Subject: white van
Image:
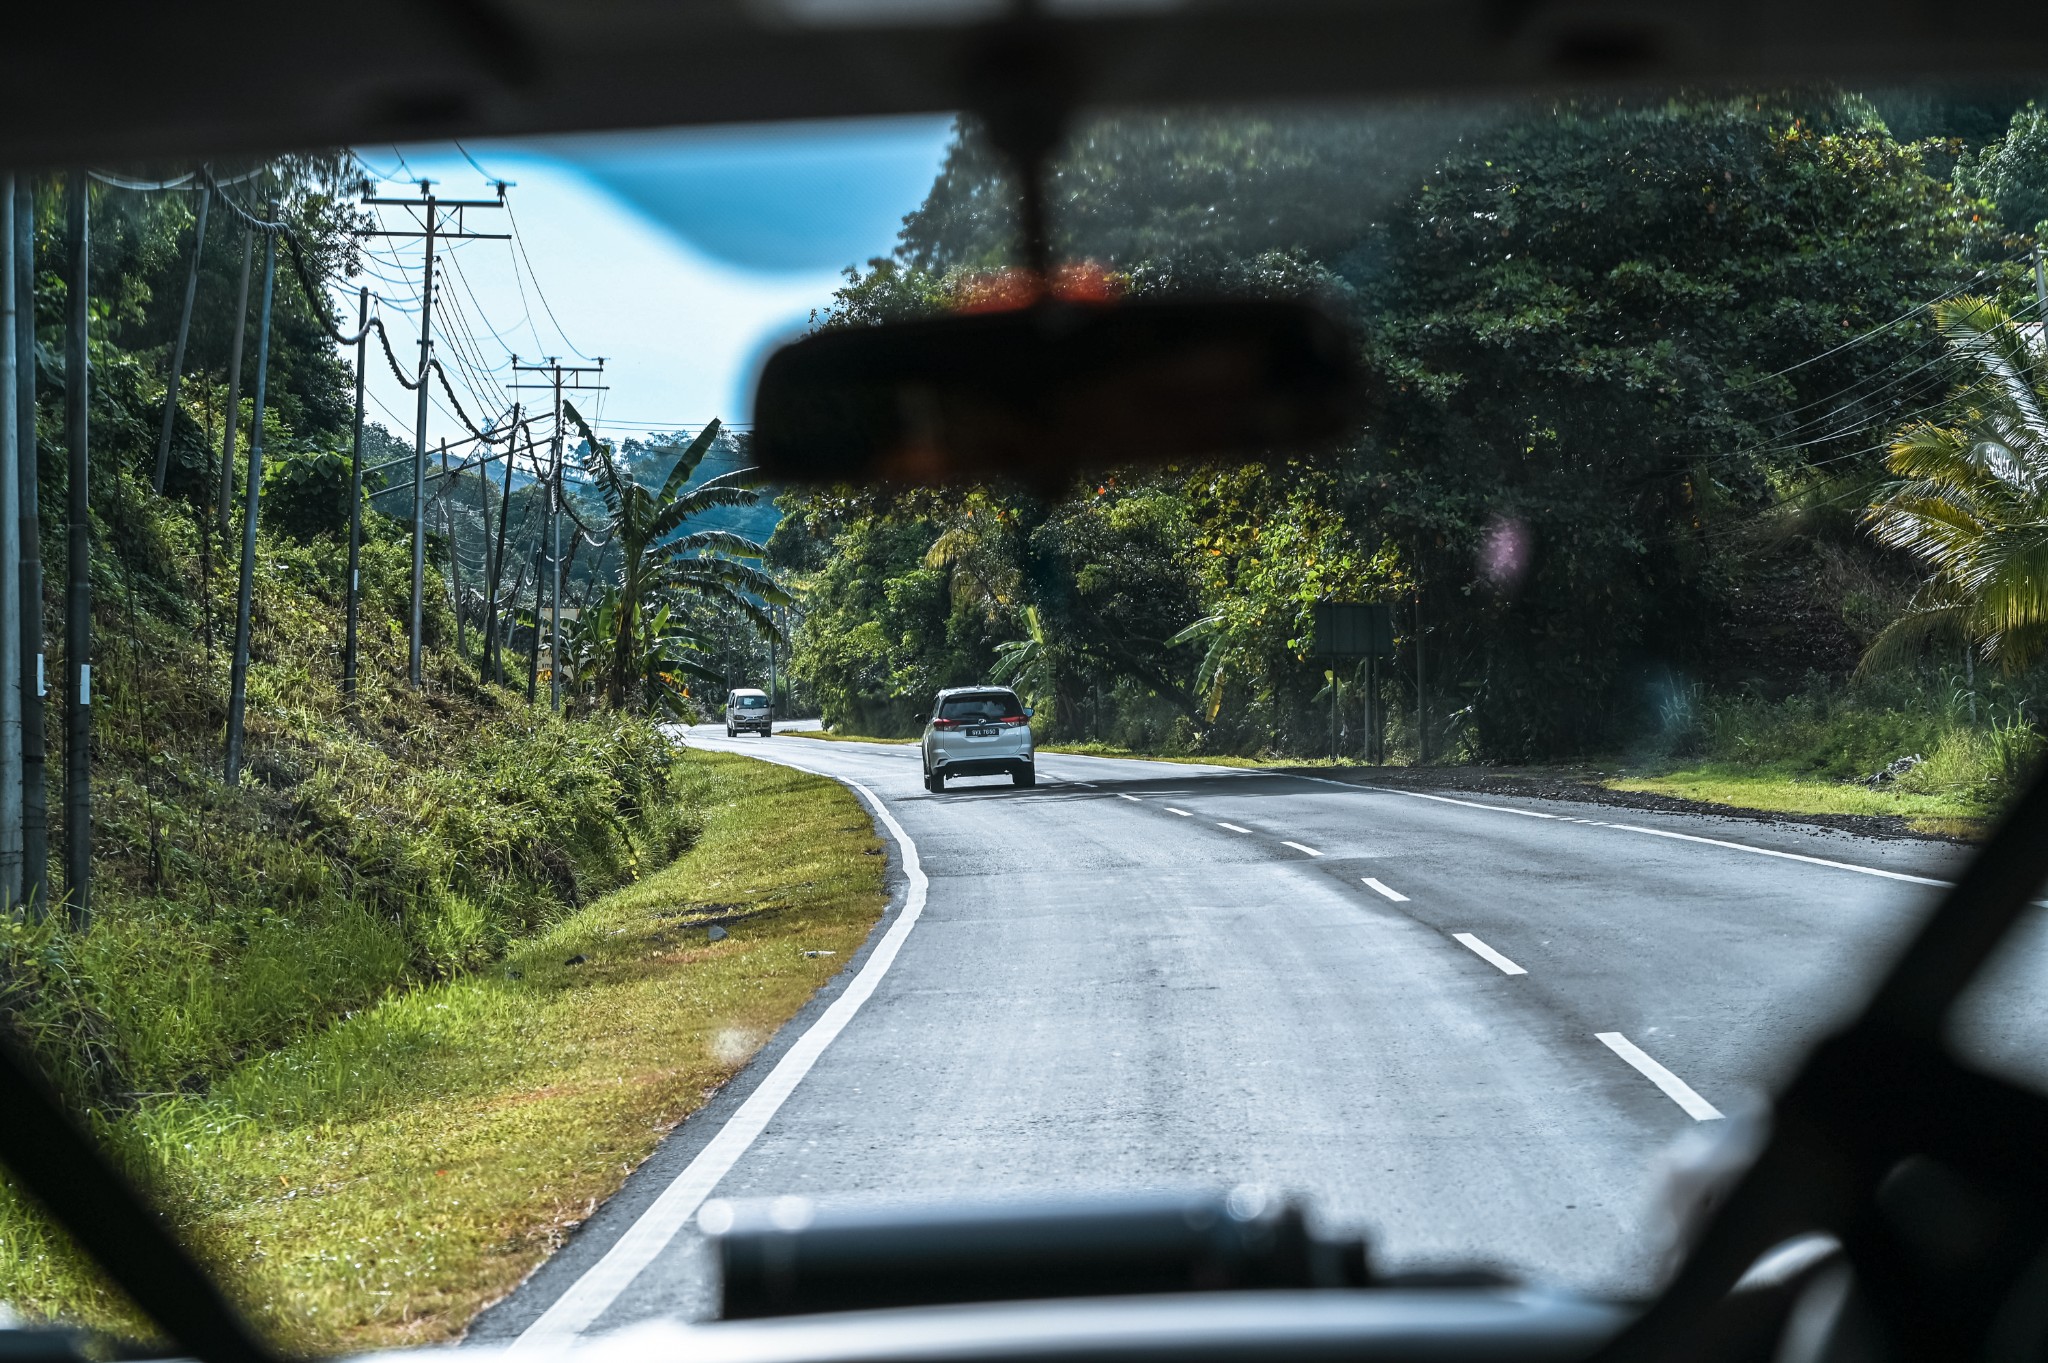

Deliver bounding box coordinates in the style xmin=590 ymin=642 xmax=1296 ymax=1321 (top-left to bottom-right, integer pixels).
xmin=726 ymin=688 xmax=773 ymax=737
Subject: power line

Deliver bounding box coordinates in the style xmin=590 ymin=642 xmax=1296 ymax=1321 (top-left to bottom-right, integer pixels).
xmin=505 ymin=197 xmax=593 ymax=362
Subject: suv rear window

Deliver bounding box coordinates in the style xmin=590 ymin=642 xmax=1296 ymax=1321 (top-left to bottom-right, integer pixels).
xmin=939 ymin=692 xmax=1022 ymax=722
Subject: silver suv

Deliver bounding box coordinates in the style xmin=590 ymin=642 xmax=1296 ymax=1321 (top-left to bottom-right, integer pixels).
xmin=921 ymin=687 xmax=1035 ymax=792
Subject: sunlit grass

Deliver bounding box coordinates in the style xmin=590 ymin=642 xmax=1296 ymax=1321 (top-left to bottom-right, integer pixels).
xmin=1 ymin=750 xmax=885 ymax=1354
xmin=1607 ymin=766 xmax=1990 ymax=837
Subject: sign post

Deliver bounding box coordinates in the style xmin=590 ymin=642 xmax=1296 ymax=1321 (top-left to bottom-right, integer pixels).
xmin=1311 ymin=602 xmax=1393 ymax=763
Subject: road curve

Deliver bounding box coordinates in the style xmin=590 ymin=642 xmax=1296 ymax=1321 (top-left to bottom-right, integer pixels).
xmin=472 ymin=728 xmax=2048 ymax=1345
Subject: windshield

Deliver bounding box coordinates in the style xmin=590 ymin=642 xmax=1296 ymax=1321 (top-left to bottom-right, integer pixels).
xmin=7 ymin=83 xmax=2048 ymax=1357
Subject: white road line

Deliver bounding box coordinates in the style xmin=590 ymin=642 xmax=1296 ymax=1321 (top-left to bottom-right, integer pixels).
xmin=1452 ymin=932 xmax=1526 ymax=975
xmin=1361 ymin=877 xmax=1409 ymax=902
xmin=1596 ymin=1032 xmax=1724 ymax=1121
xmin=509 ymin=775 xmax=929 ymax=1350
xmin=1217 ymin=822 xmax=1252 ymax=834
xmin=1285 ymin=774 xmax=1949 ymax=887
xmin=1071 ymin=781 xmax=1097 ymax=788
xmin=1283 ymin=841 xmax=1323 ymax=857
xmin=1592 ymin=821 xmax=1948 ymax=887
xmin=1165 ymin=807 xmax=1193 ymax=817
xmin=1119 ymin=793 xmax=1143 ymax=802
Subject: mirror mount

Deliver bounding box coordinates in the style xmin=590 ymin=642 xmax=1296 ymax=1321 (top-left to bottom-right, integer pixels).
xmin=961 ymin=6 xmax=1080 ymax=279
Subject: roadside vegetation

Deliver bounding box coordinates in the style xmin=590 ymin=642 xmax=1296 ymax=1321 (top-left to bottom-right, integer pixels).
xmin=769 ymin=92 xmax=2048 ymax=831
xmin=2 ymin=751 xmax=884 ymax=1352
xmin=0 ymin=160 xmax=797 ymax=1340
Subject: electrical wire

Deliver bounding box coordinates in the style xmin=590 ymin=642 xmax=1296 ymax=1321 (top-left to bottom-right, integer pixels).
xmin=505 ymin=197 xmax=594 ymax=362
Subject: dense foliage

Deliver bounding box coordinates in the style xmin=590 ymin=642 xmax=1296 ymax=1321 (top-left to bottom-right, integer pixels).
xmin=780 ymin=91 xmax=2048 ymax=761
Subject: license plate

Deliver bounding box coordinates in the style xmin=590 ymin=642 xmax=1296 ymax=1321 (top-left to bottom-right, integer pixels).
xmin=966 ymin=725 xmax=1000 ymax=737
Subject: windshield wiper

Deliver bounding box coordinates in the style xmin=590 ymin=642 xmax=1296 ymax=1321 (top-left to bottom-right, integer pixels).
xmin=0 ymin=1041 xmax=278 ymax=1363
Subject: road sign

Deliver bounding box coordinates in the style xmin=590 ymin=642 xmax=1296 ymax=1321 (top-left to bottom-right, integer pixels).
xmin=1311 ymin=602 xmax=1392 ymax=658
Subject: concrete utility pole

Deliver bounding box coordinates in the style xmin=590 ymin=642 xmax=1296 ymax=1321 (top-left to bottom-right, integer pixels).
xmin=152 ymin=191 xmax=208 ymax=494
xmin=0 ymin=178 xmax=22 ymax=904
xmin=61 ymin=176 xmax=89 ymax=928
xmin=343 ymin=288 xmax=368 ymax=699
xmin=487 ymin=404 xmax=519 ymax=682
xmin=357 ymin=181 xmax=508 ymax=688
xmin=16 ymin=177 xmax=46 ymax=914
xmin=215 ymin=227 xmax=252 ymax=536
xmin=510 ymin=357 xmax=605 ymax=711
xmin=223 ymin=211 xmax=279 ymax=787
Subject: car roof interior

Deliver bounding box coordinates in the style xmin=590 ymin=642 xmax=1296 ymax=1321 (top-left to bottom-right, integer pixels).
xmin=15 ymin=2 xmax=2048 ymax=170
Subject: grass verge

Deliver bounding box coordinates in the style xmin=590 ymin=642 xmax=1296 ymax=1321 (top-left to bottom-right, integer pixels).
xmin=3 ymin=749 xmax=885 ymax=1354
xmin=1604 ymin=766 xmax=1991 ymax=838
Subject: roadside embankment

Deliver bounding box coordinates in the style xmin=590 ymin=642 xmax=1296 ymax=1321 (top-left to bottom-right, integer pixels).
xmin=0 ymin=749 xmax=886 ymax=1354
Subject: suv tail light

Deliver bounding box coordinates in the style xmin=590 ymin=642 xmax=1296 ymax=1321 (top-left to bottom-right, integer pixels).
xmin=931 ymin=718 xmax=959 ymax=730
xmin=1000 ymin=716 xmax=1029 ymax=727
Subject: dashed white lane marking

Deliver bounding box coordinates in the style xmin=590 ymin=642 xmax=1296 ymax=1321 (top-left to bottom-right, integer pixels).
xmin=509 ymin=774 xmax=928 ymax=1349
xmin=1071 ymin=781 xmax=1097 ymax=788
xmin=1217 ymin=822 xmax=1252 ymax=834
xmin=1596 ymin=1032 xmax=1724 ymax=1121
xmin=1165 ymin=807 xmax=1192 ymax=817
xmin=1453 ymin=932 xmax=1526 ymax=976
xmin=1362 ymin=877 xmax=1409 ymax=902
xmin=1119 ymin=794 xmax=1142 ymax=802
xmin=1285 ymin=774 xmax=1949 ymax=888
xmin=1283 ymin=841 xmax=1323 ymax=857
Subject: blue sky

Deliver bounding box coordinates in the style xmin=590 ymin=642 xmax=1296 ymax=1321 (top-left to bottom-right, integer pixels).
xmin=352 ymin=115 xmax=955 ymax=454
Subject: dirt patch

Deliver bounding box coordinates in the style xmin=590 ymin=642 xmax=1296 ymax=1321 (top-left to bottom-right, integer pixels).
xmin=1282 ymin=764 xmax=1975 ymax=844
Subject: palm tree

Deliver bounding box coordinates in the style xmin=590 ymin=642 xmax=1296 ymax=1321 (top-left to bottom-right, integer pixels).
xmin=564 ymin=404 xmax=790 ymax=708
xmin=1865 ymin=297 xmax=2048 ymax=672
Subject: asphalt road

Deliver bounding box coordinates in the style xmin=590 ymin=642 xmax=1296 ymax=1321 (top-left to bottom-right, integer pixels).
xmin=473 ymin=728 xmax=2048 ymax=1346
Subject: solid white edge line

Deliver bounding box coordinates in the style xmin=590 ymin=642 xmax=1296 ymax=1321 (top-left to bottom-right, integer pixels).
xmin=1165 ymin=807 xmax=1192 ymax=816
xmin=508 ymin=773 xmax=928 ymax=1350
xmin=1596 ymin=1031 xmax=1724 ymax=1121
xmin=1361 ymin=876 xmax=1409 ymax=903
xmin=1282 ymin=841 xmax=1323 ymax=857
xmin=1286 ymin=774 xmax=1949 ymax=887
xmin=1452 ymin=932 xmax=1526 ymax=976
xmin=1217 ymin=822 xmax=1252 ymax=834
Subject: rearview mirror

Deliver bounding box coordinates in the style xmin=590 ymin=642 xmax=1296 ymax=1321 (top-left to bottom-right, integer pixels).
xmin=751 ymin=298 xmax=1361 ymax=487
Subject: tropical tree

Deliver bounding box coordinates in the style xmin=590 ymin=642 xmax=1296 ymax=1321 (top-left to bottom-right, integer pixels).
xmin=564 ymin=403 xmax=790 ymax=708
xmin=1866 ymin=297 xmax=2048 ymax=671
xmin=990 ymin=605 xmax=1056 ymax=726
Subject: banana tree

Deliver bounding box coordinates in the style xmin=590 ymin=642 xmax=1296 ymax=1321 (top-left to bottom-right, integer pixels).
xmin=565 ymin=403 xmax=791 ymax=708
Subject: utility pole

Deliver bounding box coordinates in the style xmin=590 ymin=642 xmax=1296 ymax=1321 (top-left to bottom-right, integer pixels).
xmin=358 ymin=181 xmax=508 ymax=689
xmin=215 ymin=226 xmax=252 ymax=536
xmin=510 ymin=357 xmax=605 ymax=712
xmin=16 ymin=177 xmax=46 ymax=915
xmin=0 ymin=178 xmax=21 ymax=904
xmin=487 ymin=405 xmax=519 ymax=682
xmin=152 ymin=192 xmax=208 ymax=495
xmin=1414 ymin=582 xmax=1426 ymax=767
xmin=343 ymin=288 xmax=368 ymax=699
xmin=62 ymin=175 xmax=89 ymax=928
xmin=439 ymin=440 xmax=465 ymax=660
xmin=223 ymin=214 xmax=278 ymax=786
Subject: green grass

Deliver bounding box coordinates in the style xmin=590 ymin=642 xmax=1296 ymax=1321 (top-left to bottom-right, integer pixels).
xmin=0 ymin=750 xmax=886 ymax=1354
xmin=1605 ymin=766 xmax=1990 ymax=835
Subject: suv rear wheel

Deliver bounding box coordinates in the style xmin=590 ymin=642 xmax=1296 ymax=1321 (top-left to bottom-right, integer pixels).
xmin=1013 ymin=764 xmax=1036 ymax=788
xmin=925 ymin=769 xmax=945 ymax=794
